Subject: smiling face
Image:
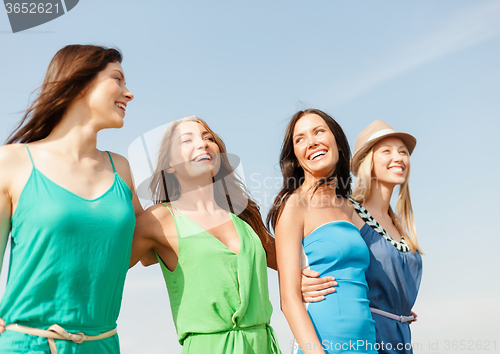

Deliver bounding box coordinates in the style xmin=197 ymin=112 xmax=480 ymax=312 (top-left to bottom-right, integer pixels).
xmin=83 ymin=62 xmax=133 ymax=129
xmin=372 ymin=137 xmax=410 ymax=186
xmin=167 ymin=121 xmax=221 ymax=182
xmin=292 ymin=113 xmax=340 ymax=178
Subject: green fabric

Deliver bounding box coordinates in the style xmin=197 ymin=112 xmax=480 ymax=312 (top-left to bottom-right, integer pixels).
xmin=0 ymin=147 xmax=135 ymax=353
xmin=157 ymin=203 xmax=281 ymax=354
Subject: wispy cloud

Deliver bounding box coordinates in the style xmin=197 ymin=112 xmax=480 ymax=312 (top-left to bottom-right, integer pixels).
xmin=323 ymin=1 xmax=500 ymax=106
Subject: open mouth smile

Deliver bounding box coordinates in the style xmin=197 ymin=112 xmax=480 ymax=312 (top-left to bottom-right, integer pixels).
xmin=115 ymin=102 xmax=127 ymax=112
xmin=193 ymin=153 xmax=212 ymax=162
xmin=307 ymin=149 xmax=328 ymax=161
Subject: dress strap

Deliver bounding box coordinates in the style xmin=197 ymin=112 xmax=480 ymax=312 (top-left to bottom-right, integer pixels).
xmin=349 ymin=197 xmax=410 ymax=252
xmin=23 ymin=144 xmax=35 ymax=168
xmin=160 ymin=202 xmax=178 ymax=217
xmin=106 ymin=151 xmax=116 ymax=173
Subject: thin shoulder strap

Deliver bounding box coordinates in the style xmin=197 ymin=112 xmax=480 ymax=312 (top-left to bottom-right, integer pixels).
xmin=23 ymin=144 xmax=35 ymax=168
xmin=160 ymin=202 xmax=178 ymax=217
xmin=106 ymin=151 xmax=117 ymax=173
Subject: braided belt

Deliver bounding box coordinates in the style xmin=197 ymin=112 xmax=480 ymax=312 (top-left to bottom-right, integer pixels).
xmin=6 ymin=323 xmax=117 ymax=354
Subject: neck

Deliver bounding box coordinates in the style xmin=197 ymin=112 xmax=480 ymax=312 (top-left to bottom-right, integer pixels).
xmin=39 ymin=105 xmax=100 ymax=159
xmin=175 ymin=177 xmax=219 ymax=213
xmin=301 ymin=172 xmax=337 ymax=197
xmin=363 ymin=179 xmax=395 ymax=215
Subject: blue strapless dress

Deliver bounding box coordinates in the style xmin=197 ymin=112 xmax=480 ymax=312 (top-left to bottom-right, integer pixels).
xmin=294 ymin=221 xmax=377 ymax=354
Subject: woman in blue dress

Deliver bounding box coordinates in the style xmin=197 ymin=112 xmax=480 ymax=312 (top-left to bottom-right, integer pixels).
xmin=301 ymin=120 xmax=423 ymax=354
xmin=267 ymin=109 xmax=377 ymax=354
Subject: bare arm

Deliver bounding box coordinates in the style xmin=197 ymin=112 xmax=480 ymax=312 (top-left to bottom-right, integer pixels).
xmin=110 ymin=153 xmax=160 ymax=267
xmin=0 ymin=146 xmax=17 ymax=333
xmin=130 ymin=209 xmax=158 ymax=267
xmin=0 ymin=172 xmax=11 ymax=276
xmin=276 ymin=195 xmax=325 ymax=354
xmin=0 ymin=180 xmax=9 ymax=334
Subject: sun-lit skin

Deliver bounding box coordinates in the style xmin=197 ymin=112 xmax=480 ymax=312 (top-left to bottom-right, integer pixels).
xmin=81 ymin=62 xmax=134 ymax=131
xmin=292 ymin=113 xmax=340 ymax=185
xmin=166 ymin=122 xmax=221 ymax=189
xmin=371 ymin=137 xmax=410 ymax=187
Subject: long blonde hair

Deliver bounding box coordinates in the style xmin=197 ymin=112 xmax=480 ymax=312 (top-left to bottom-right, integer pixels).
xmin=351 ymin=149 xmax=423 ymax=254
xmin=149 ymin=116 xmax=274 ymax=249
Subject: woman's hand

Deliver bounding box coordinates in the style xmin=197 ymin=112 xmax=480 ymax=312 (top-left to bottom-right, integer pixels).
xmin=409 ymin=311 xmax=417 ymax=324
xmin=301 ymin=268 xmax=337 ymax=302
xmin=0 ymin=318 xmax=5 ymax=334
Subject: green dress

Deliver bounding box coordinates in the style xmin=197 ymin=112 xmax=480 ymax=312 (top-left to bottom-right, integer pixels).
xmin=0 ymin=145 xmax=135 ymax=353
xmin=157 ymin=203 xmax=281 ymax=354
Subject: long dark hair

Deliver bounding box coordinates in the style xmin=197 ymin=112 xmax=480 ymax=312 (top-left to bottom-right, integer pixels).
xmin=7 ymin=44 xmax=123 ymax=144
xmin=267 ymin=109 xmax=352 ymax=232
xmin=150 ymin=116 xmax=274 ymax=249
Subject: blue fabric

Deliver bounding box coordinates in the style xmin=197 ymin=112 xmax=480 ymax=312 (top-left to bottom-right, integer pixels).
xmin=297 ymin=221 xmax=377 ymax=354
xmin=360 ymin=223 xmax=422 ymax=354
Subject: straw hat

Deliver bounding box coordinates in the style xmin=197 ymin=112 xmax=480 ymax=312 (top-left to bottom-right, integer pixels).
xmin=351 ymin=120 xmax=416 ymax=176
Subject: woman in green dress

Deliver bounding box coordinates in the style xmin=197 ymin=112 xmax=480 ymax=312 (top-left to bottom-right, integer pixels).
xmin=130 ymin=116 xmax=281 ymax=354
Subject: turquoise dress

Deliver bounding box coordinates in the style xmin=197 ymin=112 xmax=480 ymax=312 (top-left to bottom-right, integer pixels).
xmin=294 ymin=221 xmax=377 ymax=354
xmin=0 ymin=146 xmax=135 ymax=353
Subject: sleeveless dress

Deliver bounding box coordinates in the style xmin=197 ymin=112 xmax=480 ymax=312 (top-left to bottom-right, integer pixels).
xmin=0 ymin=146 xmax=135 ymax=353
xmin=294 ymin=221 xmax=377 ymax=354
xmin=156 ymin=203 xmax=281 ymax=354
xmin=351 ymin=200 xmax=422 ymax=354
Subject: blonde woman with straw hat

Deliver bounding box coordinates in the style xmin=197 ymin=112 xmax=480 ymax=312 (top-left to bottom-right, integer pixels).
xmin=301 ymin=120 xmax=423 ymax=354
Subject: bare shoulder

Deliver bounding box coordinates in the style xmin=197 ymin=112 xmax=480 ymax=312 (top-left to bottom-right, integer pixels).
xmin=0 ymin=144 xmax=30 ymax=165
xmin=138 ymin=204 xmax=175 ymax=232
xmin=343 ymin=197 xmax=365 ymax=229
xmin=106 ymin=151 xmax=134 ymax=184
xmin=276 ymin=192 xmax=306 ymax=233
xmin=107 ymin=152 xmax=130 ymax=172
xmin=0 ymin=144 xmax=32 ymax=188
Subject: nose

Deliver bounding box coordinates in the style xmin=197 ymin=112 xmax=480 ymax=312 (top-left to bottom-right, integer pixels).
xmin=195 ymin=136 xmax=209 ymax=150
xmin=391 ymin=151 xmax=402 ymax=162
xmin=307 ymin=135 xmax=318 ymax=149
xmin=124 ymin=85 xmax=134 ymax=101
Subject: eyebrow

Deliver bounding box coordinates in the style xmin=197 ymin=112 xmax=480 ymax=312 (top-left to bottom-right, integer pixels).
xmin=178 ymin=132 xmax=193 ymax=140
xmin=178 ymin=131 xmax=212 ymax=140
xmin=112 ymin=70 xmax=126 ymax=84
xmin=293 ymin=124 xmax=328 ymax=139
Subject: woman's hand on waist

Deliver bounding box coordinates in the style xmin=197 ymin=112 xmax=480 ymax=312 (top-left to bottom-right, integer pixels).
xmin=301 ymin=268 xmax=337 ymax=302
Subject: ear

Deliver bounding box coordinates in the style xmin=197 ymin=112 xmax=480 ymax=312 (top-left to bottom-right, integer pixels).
xmin=166 ymin=165 xmax=175 ymax=174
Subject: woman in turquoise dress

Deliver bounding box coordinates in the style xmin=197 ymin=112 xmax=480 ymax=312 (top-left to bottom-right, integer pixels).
xmin=0 ymin=45 xmax=142 ymax=353
xmin=130 ymin=116 xmax=281 ymax=353
xmin=267 ymin=109 xmax=377 ymax=354
xmin=301 ymin=120 xmax=423 ymax=354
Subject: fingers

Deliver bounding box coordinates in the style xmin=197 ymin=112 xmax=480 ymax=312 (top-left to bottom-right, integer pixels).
xmin=302 ymin=278 xmax=337 ymax=291
xmin=303 ymin=295 xmax=328 ymax=302
xmin=302 ymin=286 xmax=336 ymax=302
xmin=409 ymin=311 xmax=417 ymax=324
xmin=0 ymin=318 xmax=5 ymax=333
xmin=301 ymin=268 xmax=320 ymax=277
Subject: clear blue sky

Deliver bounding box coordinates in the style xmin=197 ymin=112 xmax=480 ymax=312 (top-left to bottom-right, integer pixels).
xmin=1 ymin=1 xmax=500 ymax=353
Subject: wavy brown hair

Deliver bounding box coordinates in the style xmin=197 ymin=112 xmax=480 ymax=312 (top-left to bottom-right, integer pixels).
xmin=150 ymin=116 xmax=274 ymax=250
xmin=267 ymin=109 xmax=352 ymax=232
xmin=7 ymin=44 xmax=123 ymax=144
